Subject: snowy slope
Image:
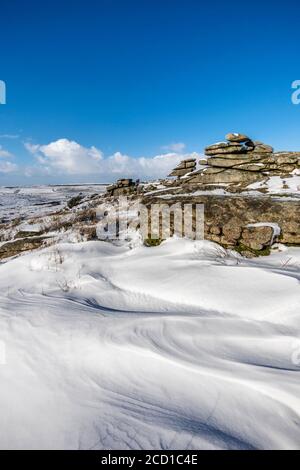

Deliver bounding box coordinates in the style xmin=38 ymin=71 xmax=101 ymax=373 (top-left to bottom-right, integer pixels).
xmin=0 ymin=238 xmax=299 ymax=449
xmin=0 ymin=184 xmax=107 ymax=222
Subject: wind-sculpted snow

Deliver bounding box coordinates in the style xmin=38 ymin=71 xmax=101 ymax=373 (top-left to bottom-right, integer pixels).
xmin=0 ymin=238 xmax=299 ymax=449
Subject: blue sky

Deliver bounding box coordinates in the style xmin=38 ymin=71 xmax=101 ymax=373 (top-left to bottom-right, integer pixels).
xmin=1 ymin=0 xmax=300 ymax=184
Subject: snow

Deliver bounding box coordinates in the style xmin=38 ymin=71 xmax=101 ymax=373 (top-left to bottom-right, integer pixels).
xmin=247 ymin=222 xmax=281 ymax=244
xmin=0 ymin=184 xmax=107 ymax=222
xmin=247 ymin=175 xmax=300 ymax=196
xmin=0 ymin=237 xmax=300 ymax=449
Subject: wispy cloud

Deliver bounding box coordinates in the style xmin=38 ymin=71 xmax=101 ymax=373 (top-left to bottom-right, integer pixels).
xmin=0 ymin=134 xmax=20 ymax=140
xmin=0 ymin=145 xmax=13 ymax=158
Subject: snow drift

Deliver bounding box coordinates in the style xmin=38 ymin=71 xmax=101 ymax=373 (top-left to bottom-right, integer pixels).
xmin=0 ymin=238 xmax=299 ymax=449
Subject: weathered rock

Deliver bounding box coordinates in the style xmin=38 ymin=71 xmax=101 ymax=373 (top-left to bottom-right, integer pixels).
xmin=174 ymin=162 xmax=188 ymax=170
xmin=205 ymin=142 xmax=246 ymax=156
xmin=206 ymin=157 xmax=257 ymax=168
xmin=106 ymin=178 xmax=138 ymax=196
xmin=168 ymin=159 xmax=196 ymax=178
xmin=226 ymin=133 xmax=251 ymax=143
xmin=169 ymin=168 xmax=194 ymax=177
xmin=185 ymin=161 xmax=197 ymax=168
xmin=175 ymin=160 xmax=196 ymax=170
xmin=182 ymin=158 xmax=197 ymax=163
xmin=142 ymin=193 xmax=300 ymax=255
xmin=0 ymin=236 xmax=51 ymax=260
xmin=118 ymin=178 xmax=133 ymax=186
xmin=207 ymin=153 xmax=264 ymax=161
xmin=14 ymin=230 xmax=43 ymax=239
xmin=280 ymin=220 xmax=300 ymax=244
xmin=252 ymin=142 xmax=274 ymax=153
xmin=188 ymin=168 xmax=263 ymax=185
xmin=275 ymin=153 xmax=300 ymax=165
xmin=182 ymin=134 xmax=300 ymax=193
xmin=78 ymin=225 xmax=97 ymax=241
xmin=197 ymin=167 xmax=224 ymax=174
xmin=241 ymin=225 xmax=274 ymax=251
xmin=234 ymin=163 xmax=267 ymax=172
xmin=222 ymin=218 xmax=242 ymax=243
xmin=67 ymin=194 xmax=84 ymax=208
xmin=209 ymin=225 xmax=222 ymax=235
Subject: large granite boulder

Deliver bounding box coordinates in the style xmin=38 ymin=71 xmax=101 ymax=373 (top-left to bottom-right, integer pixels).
xmin=241 ymin=225 xmax=275 ymax=251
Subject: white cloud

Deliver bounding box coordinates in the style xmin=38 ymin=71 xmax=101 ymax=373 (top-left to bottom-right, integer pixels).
xmin=24 ymin=138 xmax=200 ymax=181
xmin=0 ymin=145 xmax=13 ymax=158
xmin=0 ymin=161 xmax=18 ymax=174
xmin=105 ymin=151 xmax=187 ymax=179
xmin=162 ymin=142 xmax=186 ymax=153
xmin=25 ymin=139 xmax=103 ymax=175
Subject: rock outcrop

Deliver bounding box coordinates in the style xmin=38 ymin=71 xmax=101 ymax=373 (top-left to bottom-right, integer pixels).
xmin=142 ymin=193 xmax=300 ymax=257
xmin=183 ymin=133 xmax=300 ymax=191
xmin=106 ymin=178 xmax=139 ymax=197
xmin=0 ymin=236 xmax=52 ymax=260
xmin=168 ymin=158 xmax=196 ymax=178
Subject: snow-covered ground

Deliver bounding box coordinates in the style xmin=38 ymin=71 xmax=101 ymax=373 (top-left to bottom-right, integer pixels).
xmin=0 ymin=184 xmax=107 ymax=222
xmin=0 ymin=237 xmax=299 ymax=449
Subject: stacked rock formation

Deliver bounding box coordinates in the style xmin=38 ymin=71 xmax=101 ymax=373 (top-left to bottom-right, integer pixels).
xmin=106 ymin=178 xmax=138 ymax=197
xmin=169 ymin=158 xmax=196 ymax=178
xmin=185 ymin=133 xmax=300 ymax=190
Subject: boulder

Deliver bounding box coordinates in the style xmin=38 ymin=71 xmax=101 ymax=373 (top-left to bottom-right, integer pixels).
xmin=175 ymin=161 xmax=196 ymax=170
xmin=241 ymin=225 xmax=275 ymax=251
xmin=225 ymin=133 xmax=251 ymax=143
xmin=67 ymin=194 xmax=84 ymax=208
xmin=222 ymin=218 xmax=242 ymax=243
xmin=182 ymin=158 xmax=197 ymax=163
xmin=169 ymin=168 xmax=194 ymax=177
xmin=234 ymin=163 xmax=266 ymax=172
xmin=205 ymin=142 xmax=246 ymax=156
xmin=118 ymin=178 xmax=133 ymax=186
xmin=185 ymin=161 xmax=197 ymax=168
xmin=209 ymin=225 xmax=221 ymax=235
xmin=175 ymin=162 xmax=189 ymax=170
xmin=275 ymin=153 xmax=300 ymax=165
xmin=168 ymin=159 xmax=196 ymax=178
xmin=252 ymin=142 xmax=273 ymax=153
xmin=206 ymin=157 xmax=257 ymax=168
xmin=106 ymin=178 xmax=138 ymax=196
xmin=188 ymin=168 xmax=263 ymax=185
